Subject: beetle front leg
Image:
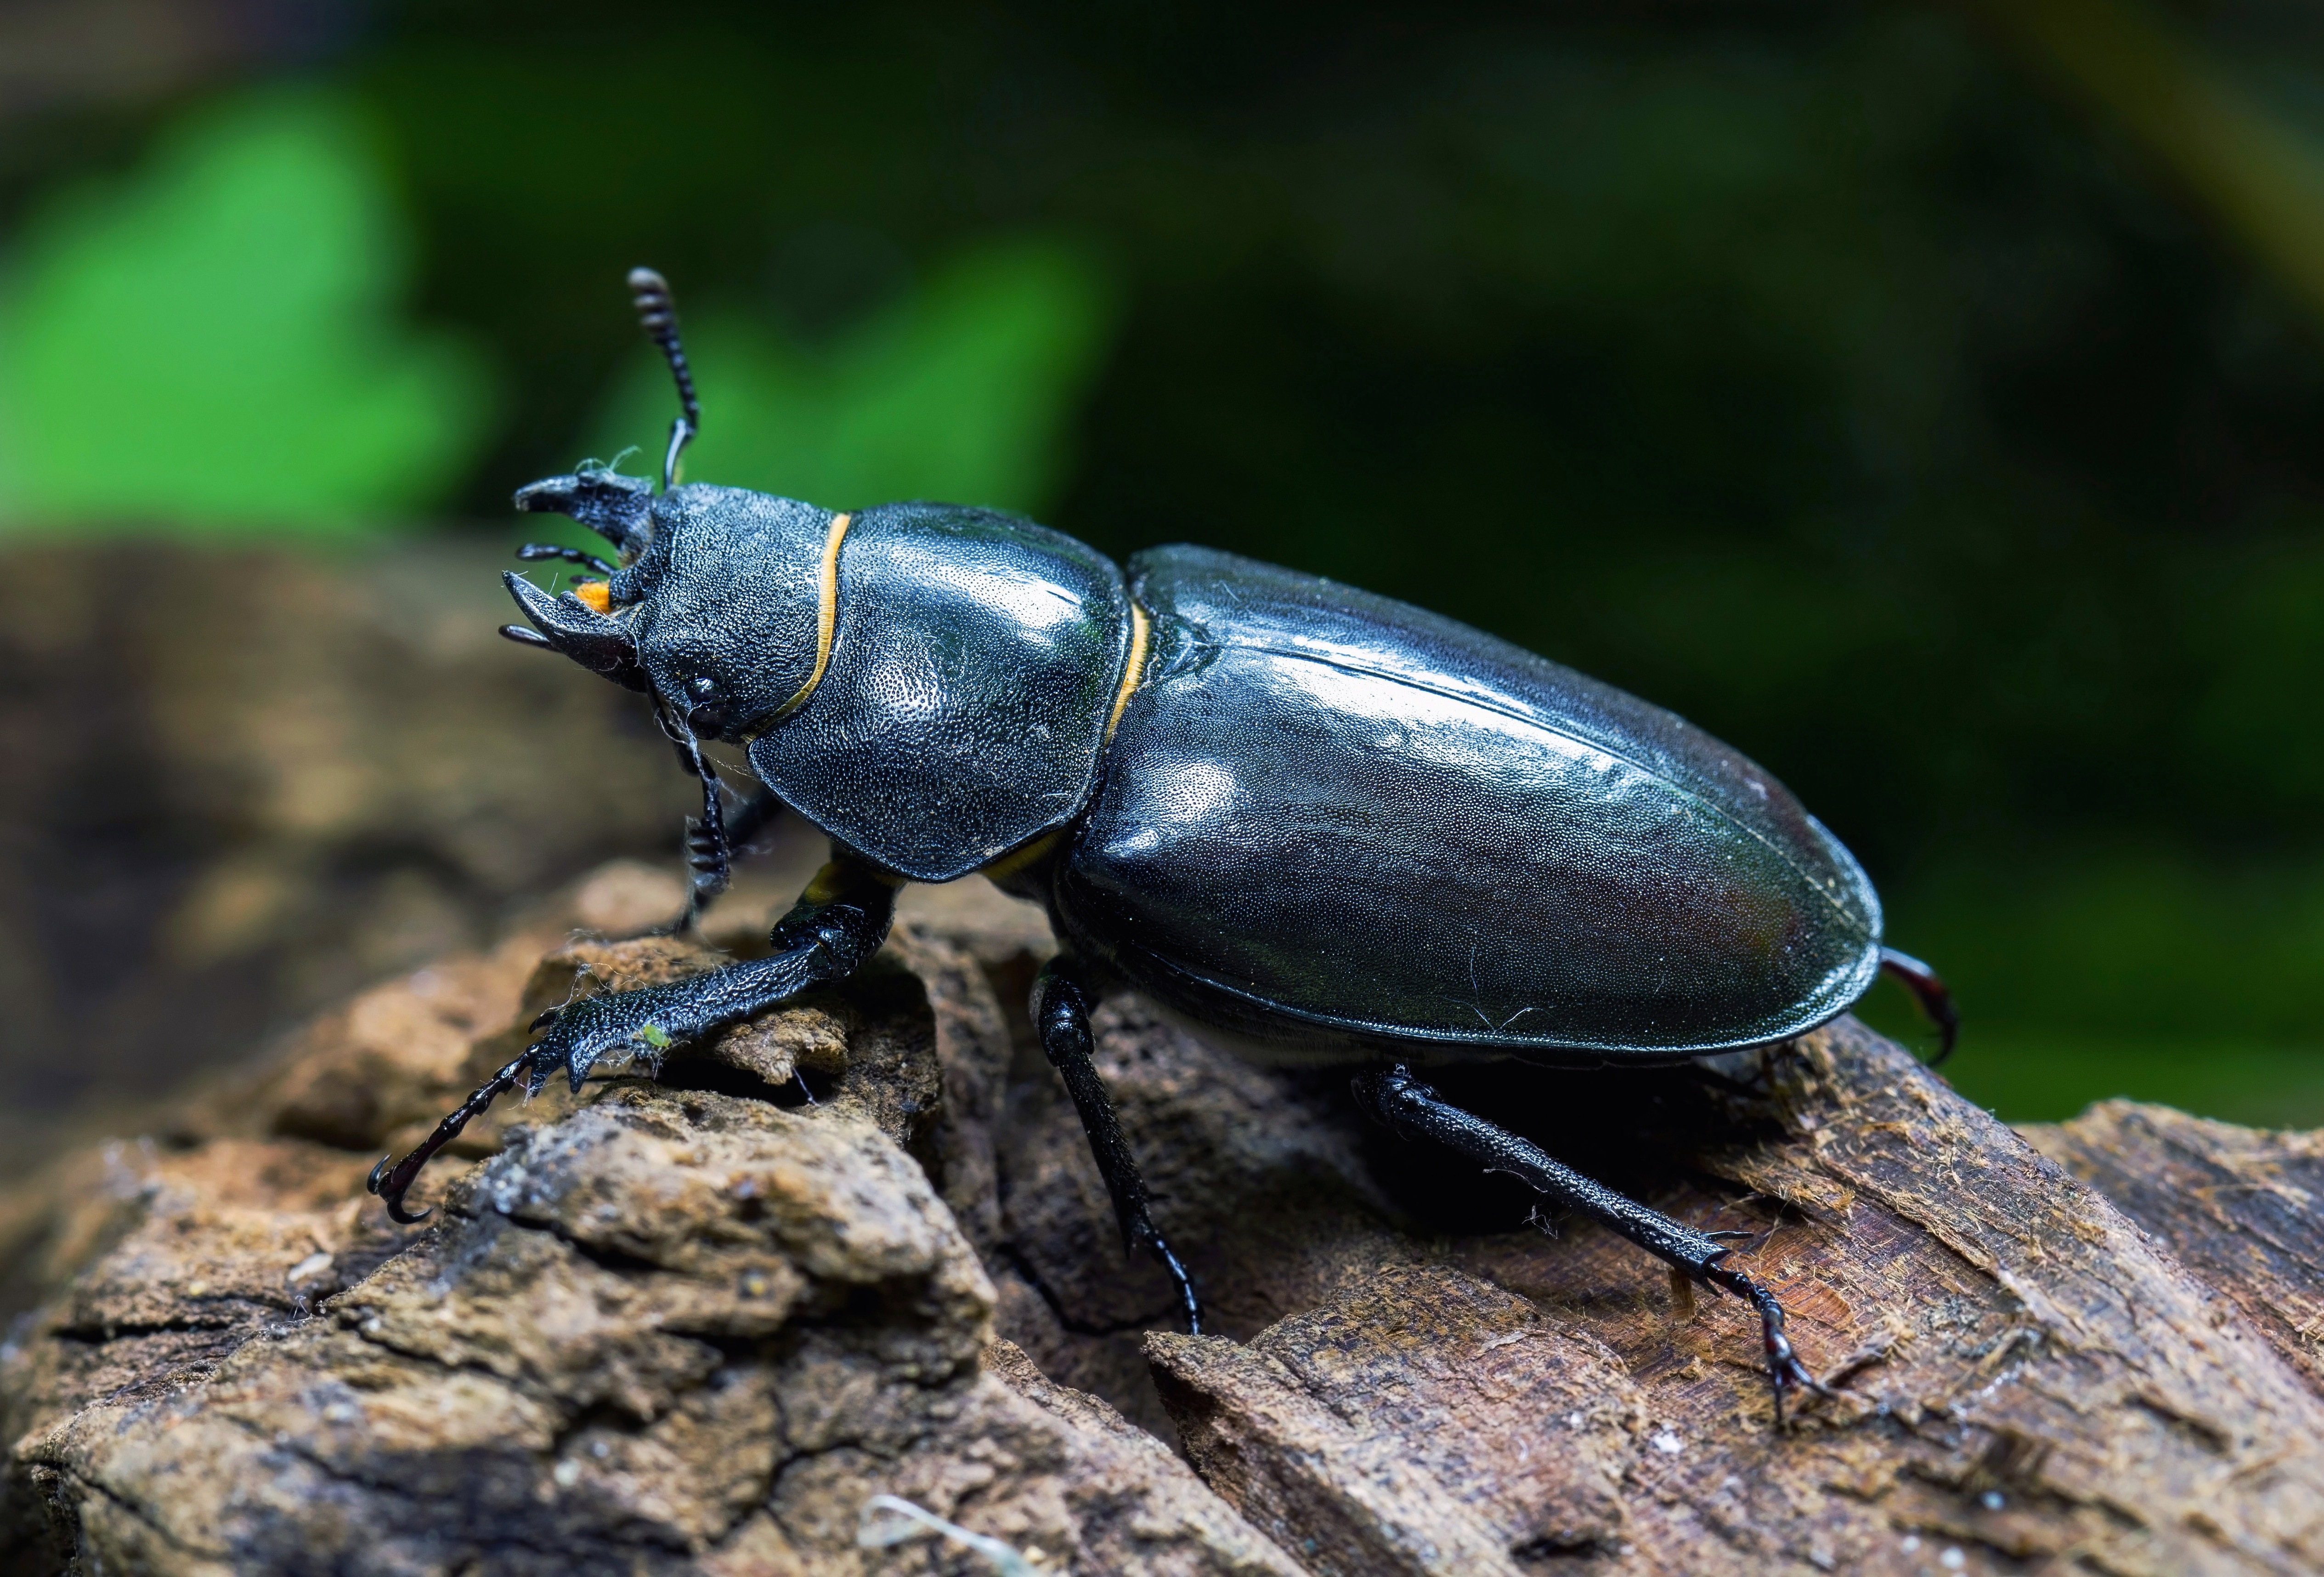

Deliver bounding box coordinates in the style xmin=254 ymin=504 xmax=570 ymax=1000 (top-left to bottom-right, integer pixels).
xmin=1034 ymin=959 xmax=1203 ymax=1334
xmin=1354 ymin=1063 xmax=1828 ymax=1425
xmin=368 ymin=853 xmax=896 ymax=1223
xmin=655 ymin=783 xmax=784 ymax=936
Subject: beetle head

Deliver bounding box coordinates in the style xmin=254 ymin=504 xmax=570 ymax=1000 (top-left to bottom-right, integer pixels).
xmin=503 ymin=477 xmax=834 ymax=741
xmin=513 ymin=465 xmax=653 ymax=554
xmin=498 ymin=271 xmax=830 ymax=752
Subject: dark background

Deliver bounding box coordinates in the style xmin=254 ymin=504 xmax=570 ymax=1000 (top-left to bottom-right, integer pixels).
xmin=4 ymin=0 xmax=2323 ymax=1133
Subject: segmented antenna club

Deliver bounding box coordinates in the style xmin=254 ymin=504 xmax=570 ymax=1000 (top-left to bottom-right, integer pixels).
xmin=628 ymin=267 xmax=700 ymax=490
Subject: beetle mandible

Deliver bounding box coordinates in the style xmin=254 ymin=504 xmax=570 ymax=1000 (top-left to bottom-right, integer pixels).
xmin=370 ymin=268 xmax=1957 ymax=1424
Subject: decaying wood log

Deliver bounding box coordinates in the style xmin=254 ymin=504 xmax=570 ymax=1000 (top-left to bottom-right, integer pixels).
xmin=0 ymin=863 xmax=2318 ymax=1575
xmin=2024 ymin=1102 xmax=2324 ymax=1407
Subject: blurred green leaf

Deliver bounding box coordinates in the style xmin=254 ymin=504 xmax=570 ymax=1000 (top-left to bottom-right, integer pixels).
xmin=0 ymin=87 xmax=494 ymax=535
xmin=1884 ymin=845 xmax=2324 ymax=1044
xmin=1973 ymin=0 xmax=2324 ymax=334
xmin=1931 ymin=1029 xmax=2324 ymax=1129
xmin=590 ymin=239 xmax=1115 ymax=514
xmin=10 ymin=4 xmax=2324 ymax=1127
xmin=2191 ymin=536 xmax=2324 ymax=812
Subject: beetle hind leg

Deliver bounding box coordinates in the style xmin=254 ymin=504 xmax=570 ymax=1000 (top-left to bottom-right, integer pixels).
xmin=1698 ymin=1262 xmax=1829 ymax=1424
xmin=1034 ymin=958 xmax=1204 ymax=1333
xmin=1353 ymin=1063 xmax=1828 ymax=1425
xmin=1878 ymin=947 xmax=1959 ymax=1065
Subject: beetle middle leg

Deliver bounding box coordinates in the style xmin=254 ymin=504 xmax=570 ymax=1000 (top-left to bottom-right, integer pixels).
xmin=1033 ymin=958 xmax=1204 ymax=1334
xmin=369 ymin=850 xmax=895 ymax=1222
xmin=1353 ymin=1063 xmax=1828 ymax=1424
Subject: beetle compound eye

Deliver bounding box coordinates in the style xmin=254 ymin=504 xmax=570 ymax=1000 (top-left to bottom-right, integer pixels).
xmin=684 ymin=678 xmax=734 ymax=736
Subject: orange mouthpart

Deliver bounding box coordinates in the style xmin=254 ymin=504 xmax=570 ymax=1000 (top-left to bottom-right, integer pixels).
xmin=571 ymin=581 xmax=614 ymax=614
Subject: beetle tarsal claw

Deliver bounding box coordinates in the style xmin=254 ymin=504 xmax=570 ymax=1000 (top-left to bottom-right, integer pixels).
xmin=365 ymin=1154 xmax=434 ymax=1225
xmin=1704 ymin=1265 xmax=1832 ymax=1426
xmin=364 ymin=1055 xmax=530 ymax=1227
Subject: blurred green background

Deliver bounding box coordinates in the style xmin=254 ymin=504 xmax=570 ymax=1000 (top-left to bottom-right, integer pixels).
xmin=4 ymin=0 xmax=2323 ymax=1127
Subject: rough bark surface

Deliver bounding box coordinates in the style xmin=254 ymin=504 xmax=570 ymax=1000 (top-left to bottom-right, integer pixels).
xmin=0 ymin=545 xmax=698 ymax=1163
xmin=2023 ymin=1102 xmax=2324 ymax=1406
xmin=0 ymin=866 xmax=2319 ymax=1575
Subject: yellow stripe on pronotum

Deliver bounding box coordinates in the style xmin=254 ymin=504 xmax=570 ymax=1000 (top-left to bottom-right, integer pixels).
xmin=769 ymin=512 xmax=853 ymax=722
xmin=1104 ymin=602 xmax=1151 ymax=744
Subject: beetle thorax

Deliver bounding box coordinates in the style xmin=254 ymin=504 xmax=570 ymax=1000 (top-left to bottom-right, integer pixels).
xmin=618 ymin=487 xmax=840 ymax=738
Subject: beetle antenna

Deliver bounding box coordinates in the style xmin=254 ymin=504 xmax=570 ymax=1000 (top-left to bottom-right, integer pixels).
xmin=628 ymin=267 xmax=701 ymax=491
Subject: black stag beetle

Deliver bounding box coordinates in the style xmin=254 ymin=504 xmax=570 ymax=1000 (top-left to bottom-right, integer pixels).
xmin=371 ymin=268 xmax=1957 ymax=1424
